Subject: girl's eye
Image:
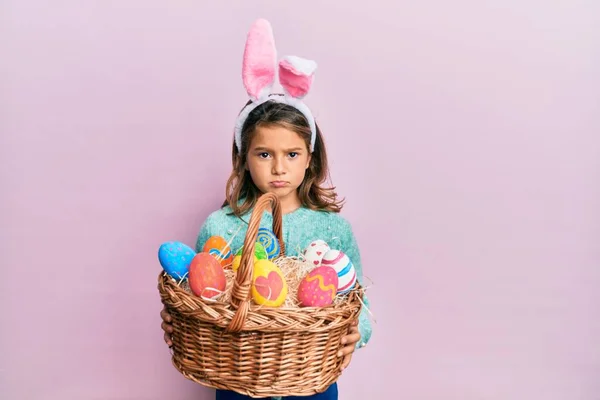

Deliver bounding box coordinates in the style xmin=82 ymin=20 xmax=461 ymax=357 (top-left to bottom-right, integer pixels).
xmin=259 ymin=152 xmax=270 ymax=158
xmin=289 ymin=152 xmax=298 ymax=158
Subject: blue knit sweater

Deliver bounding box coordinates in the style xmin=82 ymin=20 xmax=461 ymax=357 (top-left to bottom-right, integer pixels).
xmin=194 ymin=204 xmax=373 ymax=350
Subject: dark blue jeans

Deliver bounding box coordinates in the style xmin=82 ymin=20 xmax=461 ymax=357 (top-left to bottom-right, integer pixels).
xmin=215 ymin=383 xmax=338 ymax=400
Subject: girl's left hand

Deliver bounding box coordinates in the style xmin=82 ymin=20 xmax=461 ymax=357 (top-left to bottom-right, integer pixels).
xmin=338 ymin=319 xmax=361 ymax=371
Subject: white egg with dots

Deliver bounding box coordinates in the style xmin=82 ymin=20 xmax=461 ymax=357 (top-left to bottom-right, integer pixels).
xmin=320 ymin=249 xmax=357 ymax=294
xmin=303 ymin=239 xmax=331 ymax=267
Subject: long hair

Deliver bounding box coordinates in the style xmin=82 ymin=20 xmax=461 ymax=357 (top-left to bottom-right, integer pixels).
xmin=223 ymin=99 xmax=343 ymax=216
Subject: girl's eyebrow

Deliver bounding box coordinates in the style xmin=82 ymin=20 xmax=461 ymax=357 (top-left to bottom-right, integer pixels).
xmin=252 ymin=146 xmax=304 ymax=152
xmin=252 ymin=146 xmax=272 ymax=152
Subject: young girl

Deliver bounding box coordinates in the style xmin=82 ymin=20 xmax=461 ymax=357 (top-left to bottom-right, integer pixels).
xmin=160 ymin=19 xmax=372 ymax=400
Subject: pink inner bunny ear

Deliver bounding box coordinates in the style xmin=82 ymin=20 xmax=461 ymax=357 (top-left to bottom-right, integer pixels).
xmin=279 ymin=56 xmax=317 ymax=99
xmin=242 ymin=19 xmax=277 ymax=102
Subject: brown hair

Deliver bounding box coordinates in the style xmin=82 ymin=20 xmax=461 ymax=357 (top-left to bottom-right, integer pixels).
xmin=223 ymin=99 xmax=344 ymax=216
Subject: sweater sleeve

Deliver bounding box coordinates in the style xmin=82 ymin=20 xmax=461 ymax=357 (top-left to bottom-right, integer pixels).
xmin=338 ymin=217 xmax=373 ymax=349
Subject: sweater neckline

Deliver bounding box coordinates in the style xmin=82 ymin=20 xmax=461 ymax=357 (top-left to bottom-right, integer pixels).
xmin=224 ymin=200 xmax=318 ymax=224
xmin=264 ymin=205 xmax=307 ymax=219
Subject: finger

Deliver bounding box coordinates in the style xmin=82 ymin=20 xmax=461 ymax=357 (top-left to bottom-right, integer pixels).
xmin=342 ymin=326 xmax=360 ymax=340
xmin=164 ymin=332 xmax=172 ymax=346
xmin=341 ymin=326 xmax=361 ymax=344
xmin=161 ymin=321 xmax=173 ymax=334
xmin=341 ymin=354 xmax=352 ymax=371
xmin=341 ymin=332 xmax=361 ymax=345
xmin=337 ymin=343 xmax=356 ymax=358
xmin=160 ymin=308 xmax=172 ymax=323
xmin=344 ymin=325 xmax=359 ymax=339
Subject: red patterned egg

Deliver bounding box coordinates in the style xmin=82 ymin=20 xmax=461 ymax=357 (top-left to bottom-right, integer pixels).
xmin=189 ymin=252 xmax=226 ymax=299
xmin=297 ymin=266 xmax=339 ymax=307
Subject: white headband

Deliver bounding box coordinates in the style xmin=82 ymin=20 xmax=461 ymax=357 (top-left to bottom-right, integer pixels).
xmin=233 ymin=19 xmax=318 ymax=153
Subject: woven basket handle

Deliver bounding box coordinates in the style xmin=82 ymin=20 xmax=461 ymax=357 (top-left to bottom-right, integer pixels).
xmin=227 ymin=193 xmax=285 ymax=332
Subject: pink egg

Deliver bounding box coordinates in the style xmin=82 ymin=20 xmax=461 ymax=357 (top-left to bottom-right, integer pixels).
xmin=297 ymin=266 xmax=339 ymax=307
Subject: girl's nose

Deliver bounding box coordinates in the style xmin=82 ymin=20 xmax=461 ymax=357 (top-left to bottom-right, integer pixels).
xmin=272 ymin=158 xmax=285 ymax=175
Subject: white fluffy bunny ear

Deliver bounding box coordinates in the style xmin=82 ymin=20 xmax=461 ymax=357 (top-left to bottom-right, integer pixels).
xmin=279 ymin=55 xmax=317 ymax=99
xmin=242 ymin=19 xmax=277 ymax=102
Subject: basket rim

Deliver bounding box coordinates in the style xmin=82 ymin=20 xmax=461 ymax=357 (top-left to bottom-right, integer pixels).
xmin=159 ymin=270 xmax=364 ymax=314
xmin=158 ymin=271 xmax=364 ymax=332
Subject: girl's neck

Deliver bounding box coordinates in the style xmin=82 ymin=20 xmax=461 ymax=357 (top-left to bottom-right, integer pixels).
xmin=266 ymin=192 xmax=302 ymax=215
xmin=280 ymin=198 xmax=302 ymax=215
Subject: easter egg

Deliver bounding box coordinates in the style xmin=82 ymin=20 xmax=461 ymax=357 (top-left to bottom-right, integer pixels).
xmin=158 ymin=241 xmax=196 ymax=280
xmin=257 ymin=227 xmax=281 ymax=259
xmin=188 ymin=252 xmax=226 ymax=299
xmin=235 ymin=241 xmax=268 ymax=260
xmin=297 ymin=266 xmax=339 ymax=307
xmin=321 ymin=250 xmax=357 ymax=294
xmin=251 ymin=259 xmax=287 ymax=307
xmin=203 ymin=235 xmax=233 ymax=268
xmin=303 ymin=239 xmax=331 ymax=268
xmin=232 ymin=254 xmax=259 ymax=272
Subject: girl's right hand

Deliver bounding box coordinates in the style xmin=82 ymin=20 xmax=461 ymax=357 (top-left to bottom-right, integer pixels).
xmin=160 ymin=305 xmax=174 ymax=347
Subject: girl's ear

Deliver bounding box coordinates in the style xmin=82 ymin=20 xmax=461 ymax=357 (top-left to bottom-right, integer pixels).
xmin=306 ymin=153 xmax=312 ymax=169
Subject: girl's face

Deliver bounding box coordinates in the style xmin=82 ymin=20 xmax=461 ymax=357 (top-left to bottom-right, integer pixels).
xmin=245 ymin=125 xmax=311 ymax=209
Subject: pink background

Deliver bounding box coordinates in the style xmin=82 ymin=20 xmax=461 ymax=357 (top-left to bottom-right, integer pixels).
xmin=2 ymin=1 xmax=599 ymax=399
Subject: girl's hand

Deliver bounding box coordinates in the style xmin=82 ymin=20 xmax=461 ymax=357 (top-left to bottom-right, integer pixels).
xmin=160 ymin=305 xmax=174 ymax=347
xmin=338 ymin=319 xmax=361 ymax=371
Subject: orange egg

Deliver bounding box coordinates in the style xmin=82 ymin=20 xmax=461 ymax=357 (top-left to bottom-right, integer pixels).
xmin=203 ymin=235 xmax=233 ymax=268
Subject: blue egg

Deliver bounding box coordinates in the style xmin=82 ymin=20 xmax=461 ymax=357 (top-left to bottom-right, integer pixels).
xmin=158 ymin=241 xmax=196 ymax=280
xmin=257 ymin=227 xmax=280 ymax=259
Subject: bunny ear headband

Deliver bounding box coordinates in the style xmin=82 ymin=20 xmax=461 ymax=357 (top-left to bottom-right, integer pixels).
xmin=234 ymin=18 xmax=318 ymax=153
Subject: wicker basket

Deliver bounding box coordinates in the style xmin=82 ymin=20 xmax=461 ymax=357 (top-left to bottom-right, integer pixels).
xmin=157 ymin=193 xmax=363 ymax=398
